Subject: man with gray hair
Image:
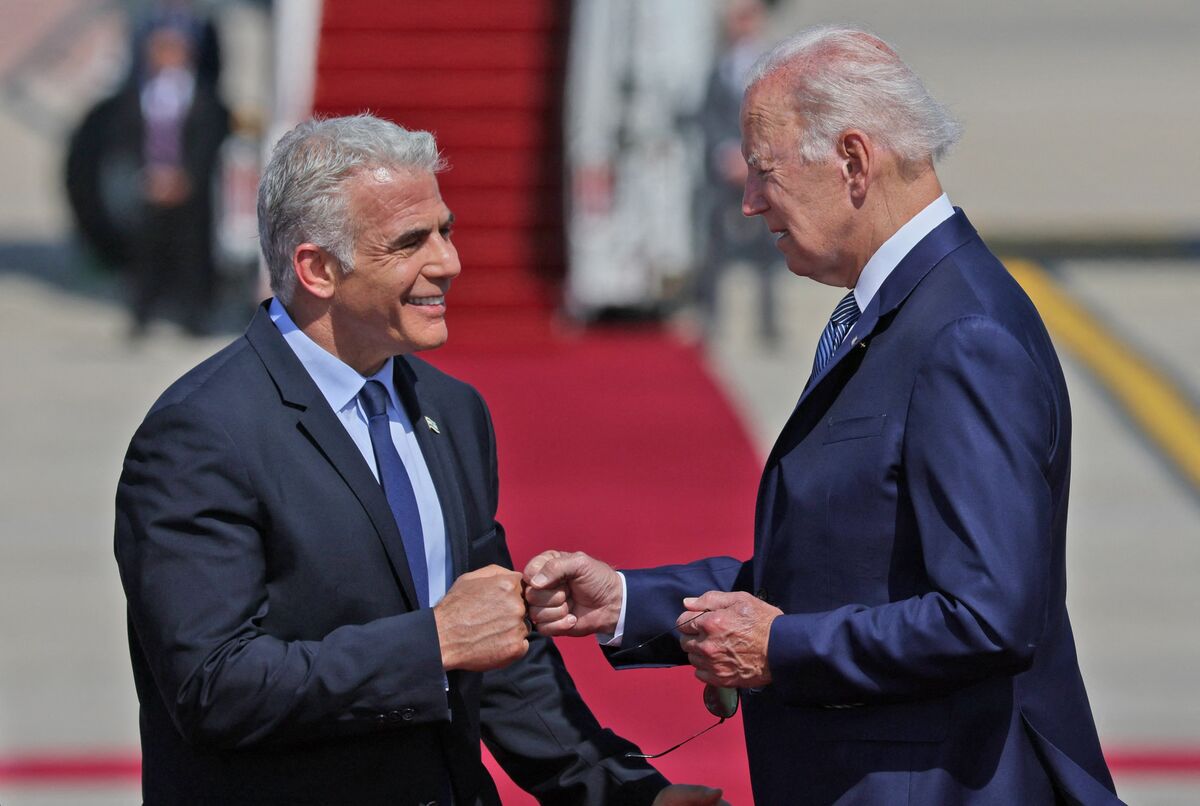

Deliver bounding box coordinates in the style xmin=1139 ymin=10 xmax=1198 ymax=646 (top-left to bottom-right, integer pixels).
xmin=525 ymin=27 xmax=1122 ymax=804
xmin=115 ymin=114 xmax=725 ymax=805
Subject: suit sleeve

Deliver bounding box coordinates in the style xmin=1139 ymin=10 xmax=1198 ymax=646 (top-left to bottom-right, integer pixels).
xmin=606 ymin=557 xmax=750 ymax=668
xmin=114 ymin=401 xmax=450 ymax=748
xmin=463 ymin=388 xmax=671 ymax=803
xmin=767 ymin=315 xmax=1058 ymax=705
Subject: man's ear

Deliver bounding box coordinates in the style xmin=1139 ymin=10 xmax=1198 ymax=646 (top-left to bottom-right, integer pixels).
xmin=838 ymin=130 xmax=872 ymax=201
xmin=292 ymin=243 xmax=339 ymax=300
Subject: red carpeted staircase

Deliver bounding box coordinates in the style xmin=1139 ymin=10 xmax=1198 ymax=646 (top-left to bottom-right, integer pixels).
xmin=314 ymin=0 xmax=568 ymax=346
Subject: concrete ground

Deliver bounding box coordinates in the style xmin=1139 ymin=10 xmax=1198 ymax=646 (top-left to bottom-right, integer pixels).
xmin=0 ymin=269 xmax=227 ymax=806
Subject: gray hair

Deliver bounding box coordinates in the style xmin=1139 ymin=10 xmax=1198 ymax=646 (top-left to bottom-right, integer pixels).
xmin=257 ymin=113 xmax=446 ymax=304
xmin=746 ymin=26 xmax=962 ymax=168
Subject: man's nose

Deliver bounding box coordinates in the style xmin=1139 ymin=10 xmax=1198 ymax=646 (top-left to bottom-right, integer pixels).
xmin=742 ymin=175 xmax=766 ymax=217
xmin=429 ymin=235 xmax=462 ymax=279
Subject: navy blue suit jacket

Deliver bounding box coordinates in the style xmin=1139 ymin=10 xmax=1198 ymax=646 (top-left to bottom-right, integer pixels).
xmin=115 ymin=305 xmax=668 ymax=805
xmin=613 ymin=212 xmax=1122 ymax=805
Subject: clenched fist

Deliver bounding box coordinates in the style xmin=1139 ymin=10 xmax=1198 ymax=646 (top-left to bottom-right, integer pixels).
xmin=523 ymin=550 xmax=623 ymax=637
xmin=433 ymin=565 xmax=529 ymax=672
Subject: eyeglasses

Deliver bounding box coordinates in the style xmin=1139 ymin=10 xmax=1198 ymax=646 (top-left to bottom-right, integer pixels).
xmin=611 ymin=611 xmax=740 ymax=759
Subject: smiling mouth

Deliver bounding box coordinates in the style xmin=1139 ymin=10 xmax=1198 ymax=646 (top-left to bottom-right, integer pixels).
xmin=408 ymin=295 xmax=445 ymax=306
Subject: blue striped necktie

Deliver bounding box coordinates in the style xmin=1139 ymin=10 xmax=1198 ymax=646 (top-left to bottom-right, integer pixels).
xmin=360 ymin=380 xmax=429 ymax=608
xmin=811 ymin=291 xmax=861 ymax=377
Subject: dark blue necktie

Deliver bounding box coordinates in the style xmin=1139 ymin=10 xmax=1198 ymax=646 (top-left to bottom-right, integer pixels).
xmin=360 ymin=380 xmax=429 ymax=608
xmin=811 ymin=291 xmax=861 ymax=377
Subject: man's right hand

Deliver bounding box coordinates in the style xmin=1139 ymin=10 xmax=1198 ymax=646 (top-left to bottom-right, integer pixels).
xmin=433 ymin=565 xmax=529 ymax=672
xmin=523 ymin=550 xmax=623 ymax=637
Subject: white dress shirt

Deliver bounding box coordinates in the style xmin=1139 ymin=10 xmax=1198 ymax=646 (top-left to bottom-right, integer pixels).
xmin=852 ymin=193 xmax=954 ymax=312
xmin=269 ymin=299 xmax=450 ymax=606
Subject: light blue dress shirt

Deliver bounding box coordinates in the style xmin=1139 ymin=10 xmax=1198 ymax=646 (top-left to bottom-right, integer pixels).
xmin=269 ymin=299 xmax=450 ymax=606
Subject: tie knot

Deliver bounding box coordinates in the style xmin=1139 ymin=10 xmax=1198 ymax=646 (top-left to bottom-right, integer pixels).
xmin=831 ymin=291 xmax=860 ymax=326
xmin=360 ymin=380 xmax=390 ymax=419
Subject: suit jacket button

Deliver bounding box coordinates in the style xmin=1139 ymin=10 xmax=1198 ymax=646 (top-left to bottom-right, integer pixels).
xmin=400 ymin=707 xmax=416 ymax=721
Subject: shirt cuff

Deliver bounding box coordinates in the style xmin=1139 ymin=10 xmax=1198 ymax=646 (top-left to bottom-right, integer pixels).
xmin=596 ymin=572 xmax=628 ymax=647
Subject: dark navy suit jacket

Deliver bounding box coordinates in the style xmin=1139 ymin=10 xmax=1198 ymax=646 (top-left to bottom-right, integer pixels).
xmin=115 ymin=305 xmax=667 ymax=805
xmin=612 ymin=212 xmax=1122 ymax=805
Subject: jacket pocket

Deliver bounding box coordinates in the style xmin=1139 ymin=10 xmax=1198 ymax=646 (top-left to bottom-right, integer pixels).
xmin=467 ymin=525 xmax=506 ymax=569
xmin=824 ymin=414 xmax=887 ymax=444
xmin=747 ymin=692 xmax=950 ymax=743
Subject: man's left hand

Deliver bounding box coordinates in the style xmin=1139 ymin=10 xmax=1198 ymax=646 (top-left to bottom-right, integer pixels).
xmin=677 ymin=591 xmax=783 ymax=689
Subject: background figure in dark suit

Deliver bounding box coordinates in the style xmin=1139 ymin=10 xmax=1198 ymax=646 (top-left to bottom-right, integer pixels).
xmin=114 ymin=115 xmax=723 ymax=805
xmin=694 ymin=0 xmax=781 ymax=347
xmin=128 ymin=16 xmax=229 ymax=335
xmin=65 ymin=9 xmax=229 ymax=336
xmin=526 ymin=26 xmax=1123 ymax=805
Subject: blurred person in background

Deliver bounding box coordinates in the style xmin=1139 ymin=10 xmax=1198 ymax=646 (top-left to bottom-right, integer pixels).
xmin=128 ymin=9 xmax=229 ymax=335
xmin=525 ymin=26 xmax=1122 ymax=805
xmin=694 ymin=0 xmax=783 ymax=348
xmin=114 ymin=114 xmax=724 ymax=806
xmin=563 ymin=0 xmax=716 ymax=319
xmin=66 ymin=3 xmax=228 ymax=337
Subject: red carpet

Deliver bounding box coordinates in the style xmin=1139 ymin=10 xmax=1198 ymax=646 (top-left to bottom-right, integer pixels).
xmin=430 ymin=325 xmax=762 ymax=803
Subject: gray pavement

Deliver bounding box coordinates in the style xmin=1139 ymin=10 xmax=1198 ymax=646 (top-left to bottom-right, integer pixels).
xmin=0 ymin=275 xmax=225 ymax=805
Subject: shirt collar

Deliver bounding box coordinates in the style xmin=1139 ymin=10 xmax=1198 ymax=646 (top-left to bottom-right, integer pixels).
xmin=852 ymin=193 xmax=954 ymax=311
xmin=268 ymin=298 xmax=399 ymax=414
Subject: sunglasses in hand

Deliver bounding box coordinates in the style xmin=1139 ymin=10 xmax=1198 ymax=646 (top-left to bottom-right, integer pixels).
xmin=610 ymin=611 xmax=740 ymax=759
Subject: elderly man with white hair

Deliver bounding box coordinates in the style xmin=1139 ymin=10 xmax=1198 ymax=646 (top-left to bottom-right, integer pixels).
xmin=526 ymin=26 xmax=1122 ymax=805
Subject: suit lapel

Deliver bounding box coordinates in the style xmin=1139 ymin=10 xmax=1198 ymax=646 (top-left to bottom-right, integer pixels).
xmin=245 ymin=305 xmax=422 ymax=610
xmin=394 ymin=358 xmax=470 ymax=581
xmin=753 ymin=210 xmax=980 ymax=589
xmin=793 ymin=210 xmax=979 ymax=412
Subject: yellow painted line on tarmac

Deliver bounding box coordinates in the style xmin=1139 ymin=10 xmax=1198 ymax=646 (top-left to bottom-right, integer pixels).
xmin=1005 ymin=258 xmax=1200 ymax=492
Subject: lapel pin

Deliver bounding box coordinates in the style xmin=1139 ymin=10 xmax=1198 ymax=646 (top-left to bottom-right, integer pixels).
xmin=424 ymin=416 xmax=441 ymax=434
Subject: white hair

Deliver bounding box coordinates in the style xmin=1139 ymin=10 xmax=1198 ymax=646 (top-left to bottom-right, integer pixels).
xmin=746 ymin=25 xmax=962 ymax=168
xmin=257 ymin=114 xmax=446 ymax=304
